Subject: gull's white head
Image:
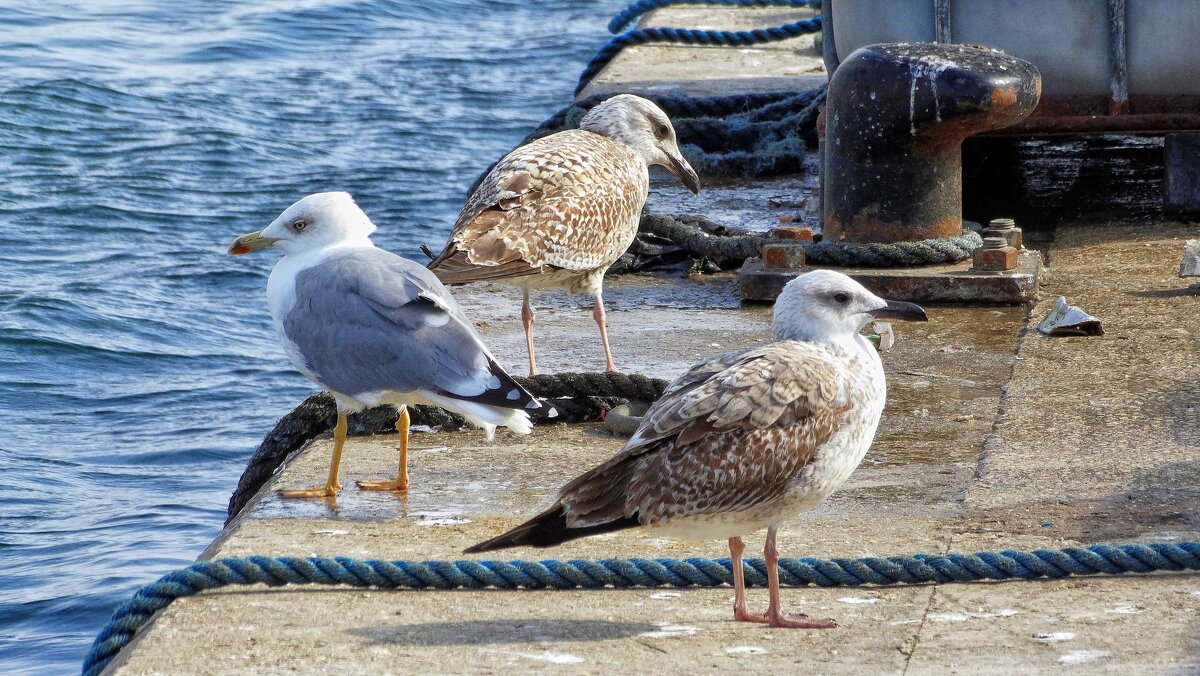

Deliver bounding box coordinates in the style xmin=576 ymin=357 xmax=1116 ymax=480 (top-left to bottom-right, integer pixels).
xmin=228 ymin=192 xmax=377 ymax=257
xmin=772 ymin=270 xmax=927 ymax=343
xmin=579 ymin=94 xmax=700 ymax=194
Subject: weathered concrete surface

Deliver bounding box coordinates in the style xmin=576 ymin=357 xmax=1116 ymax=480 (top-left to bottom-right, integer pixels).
xmin=109 ymin=223 xmax=1200 ymax=674
xmin=579 ymin=6 xmax=827 ymax=100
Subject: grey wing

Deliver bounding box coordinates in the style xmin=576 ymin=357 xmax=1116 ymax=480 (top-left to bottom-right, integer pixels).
xmin=557 ymin=344 xmax=853 ymax=527
xmin=285 ymin=249 xmax=548 ymax=414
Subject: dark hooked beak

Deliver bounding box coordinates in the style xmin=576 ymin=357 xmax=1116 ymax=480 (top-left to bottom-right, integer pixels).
xmin=870 ymin=299 xmax=928 ymax=322
xmin=665 ymin=152 xmax=700 ymax=194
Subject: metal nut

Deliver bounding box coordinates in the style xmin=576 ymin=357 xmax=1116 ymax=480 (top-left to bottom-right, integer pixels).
xmin=972 ymin=236 xmax=1018 ymax=272
xmin=983 ymin=217 xmax=1022 ymax=249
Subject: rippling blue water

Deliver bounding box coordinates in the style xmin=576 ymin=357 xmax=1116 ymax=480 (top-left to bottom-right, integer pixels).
xmin=0 ymin=2 xmax=615 ymax=671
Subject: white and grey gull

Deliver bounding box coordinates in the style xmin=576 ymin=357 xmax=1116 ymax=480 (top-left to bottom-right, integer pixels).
xmin=228 ymin=192 xmax=553 ymax=499
xmin=465 ymin=270 xmax=926 ymax=628
xmin=429 ymin=94 xmax=700 ymax=375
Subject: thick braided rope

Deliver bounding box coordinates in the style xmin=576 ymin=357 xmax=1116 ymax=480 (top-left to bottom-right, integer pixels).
xmin=641 ymin=214 xmax=983 ymax=268
xmin=84 ymin=543 xmax=1200 ymax=676
xmin=805 ymin=230 xmax=984 ymax=267
xmin=608 ymin=0 xmax=817 ymax=34
xmin=576 ymin=17 xmax=822 ymax=95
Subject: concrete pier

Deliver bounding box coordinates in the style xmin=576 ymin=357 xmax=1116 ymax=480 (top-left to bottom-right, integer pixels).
xmin=108 ymin=5 xmax=1200 ymax=673
xmin=109 ymin=223 xmax=1200 ymax=674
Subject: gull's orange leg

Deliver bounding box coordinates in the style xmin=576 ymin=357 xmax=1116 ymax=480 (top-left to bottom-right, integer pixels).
xmin=279 ymin=410 xmax=346 ymax=499
xmin=357 ymin=405 xmax=410 ymax=492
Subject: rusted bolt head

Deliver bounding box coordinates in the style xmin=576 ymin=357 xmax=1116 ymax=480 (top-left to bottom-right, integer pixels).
xmin=973 ymin=236 xmax=1018 ymax=272
xmin=762 ymin=243 xmax=807 ymax=269
xmin=768 ymin=226 xmax=815 ymax=243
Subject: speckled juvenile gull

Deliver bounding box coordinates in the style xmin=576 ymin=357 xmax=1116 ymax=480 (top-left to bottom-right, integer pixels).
xmin=228 ymin=192 xmax=553 ymax=499
xmin=466 ymin=270 xmax=927 ymax=628
xmin=429 ymin=94 xmax=700 ymax=375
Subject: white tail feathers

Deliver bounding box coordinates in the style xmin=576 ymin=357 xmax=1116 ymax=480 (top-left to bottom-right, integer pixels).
xmin=423 ymin=393 xmax=534 ymax=441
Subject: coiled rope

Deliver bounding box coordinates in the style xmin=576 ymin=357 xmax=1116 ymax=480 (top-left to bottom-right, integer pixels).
xmin=84 ymin=543 xmax=1200 ymax=676
xmin=577 ymin=4 xmax=822 ymax=95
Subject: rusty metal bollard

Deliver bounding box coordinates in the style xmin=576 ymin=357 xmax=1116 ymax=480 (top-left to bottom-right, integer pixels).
xmin=823 ymin=43 xmax=1041 ymax=244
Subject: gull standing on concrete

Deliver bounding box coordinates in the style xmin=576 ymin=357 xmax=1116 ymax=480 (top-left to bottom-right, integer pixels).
xmin=466 ymin=270 xmax=926 ymax=628
xmin=429 ymin=94 xmax=700 ymax=375
xmin=228 ymin=192 xmax=553 ymax=499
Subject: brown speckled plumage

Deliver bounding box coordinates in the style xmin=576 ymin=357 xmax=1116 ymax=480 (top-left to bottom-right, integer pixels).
xmin=553 ymin=340 xmax=869 ymax=534
xmin=430 ymin=130 xmax=647 ymax=296
xmin=429 ymin=94 xmax=699 ymax=375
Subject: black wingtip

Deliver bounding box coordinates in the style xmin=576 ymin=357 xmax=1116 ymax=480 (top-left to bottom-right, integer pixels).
xmin=463 ymin=504 xmax=640 ymax=554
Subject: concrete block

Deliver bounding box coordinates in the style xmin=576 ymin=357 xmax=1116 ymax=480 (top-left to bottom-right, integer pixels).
xmin=739 ymin=250 xmax=1042 ymax=304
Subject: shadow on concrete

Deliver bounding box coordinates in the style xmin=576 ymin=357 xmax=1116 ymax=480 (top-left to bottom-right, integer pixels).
xmin=348 ymin=619 xmax=659 ymax=646
xmin=1125 ymin=288 xmax=1200 ymax=299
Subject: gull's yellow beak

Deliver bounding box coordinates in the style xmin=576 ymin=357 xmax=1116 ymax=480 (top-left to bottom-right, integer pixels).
xmin=227 ymin=230 xmax=279 ymax=255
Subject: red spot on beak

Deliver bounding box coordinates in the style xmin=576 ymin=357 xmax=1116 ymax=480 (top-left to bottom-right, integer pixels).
xmin=230 ymin=246 xmax=250 ymax=255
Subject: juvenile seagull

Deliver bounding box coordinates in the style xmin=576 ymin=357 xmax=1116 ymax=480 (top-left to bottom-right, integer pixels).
xmin=466 ymin=270 xmax=926 ymax=628
xmin=228 ymin=192 xmax=552 ymax=499
xmin=429 ymin=94 xmax=700 ymax=375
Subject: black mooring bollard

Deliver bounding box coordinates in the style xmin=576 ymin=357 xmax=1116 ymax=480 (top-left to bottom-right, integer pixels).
xmin=823 ymin=43 xmax=1041 ymax=244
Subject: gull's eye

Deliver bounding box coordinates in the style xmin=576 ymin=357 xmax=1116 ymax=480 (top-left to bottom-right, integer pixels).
xmin=833 ymin=292 xmax=850 ymax=304
xmin=654 ymin=123 xmax=670 ymax=139
xmin=291 ymin=220 xmax=309 ymax=232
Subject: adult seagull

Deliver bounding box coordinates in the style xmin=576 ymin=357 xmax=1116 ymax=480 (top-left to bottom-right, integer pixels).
xmin=229 ymin=192 xmax=553 ymax=498
xmin=465 ymin=270 xmax=926 ymax=628
xmin=429 ymin=94 xmax=700 ymax=375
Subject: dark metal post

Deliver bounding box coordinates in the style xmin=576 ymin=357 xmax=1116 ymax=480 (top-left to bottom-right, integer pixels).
xmin=822 ymin=43 xmax=1041 ymax=243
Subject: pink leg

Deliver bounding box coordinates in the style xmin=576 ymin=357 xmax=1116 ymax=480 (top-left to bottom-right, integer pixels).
xmin=729 ymin=537 xmax=765 ymax=623
xmin=593 ymin=291 xmax=617 ymax=372
xmin=762 ymin=526 xmax=838 ymax=629
xmin=522 ymin=289 xmax=537 ymax=376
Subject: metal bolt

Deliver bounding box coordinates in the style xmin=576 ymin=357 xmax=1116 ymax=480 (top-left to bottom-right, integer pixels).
xmin=972 ymin=235 xmax=1018 ymax=272
xmin=983 ymin=217 xmax=1022 ymax=249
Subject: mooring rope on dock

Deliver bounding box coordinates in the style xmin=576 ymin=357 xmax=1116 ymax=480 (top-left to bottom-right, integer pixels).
xmin=577 ymin=1 xmax=822 ymax=95
xmin=83 ymin=542 xmax=1200 ymax=676
xmin=635 ymin=214 xmax=984 ymax=270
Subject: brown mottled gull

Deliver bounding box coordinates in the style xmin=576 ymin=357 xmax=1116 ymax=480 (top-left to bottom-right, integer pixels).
xmin=429 ymin=94 xmax=700 ymax=375
xmin=465 ymin=270 xmax=927 ymax=628
xmin=227 ymin=192 xmax=553 ymax=499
